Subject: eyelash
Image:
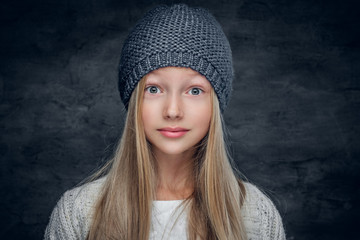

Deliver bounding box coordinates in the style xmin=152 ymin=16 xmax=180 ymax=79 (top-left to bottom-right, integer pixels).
xmin=188 ymin=87 xmax=203 ymax=95
xmin=144 ymin=86 xmax=204 ymax=95
xmin=145 ymin=86 xmax=161 ymax=94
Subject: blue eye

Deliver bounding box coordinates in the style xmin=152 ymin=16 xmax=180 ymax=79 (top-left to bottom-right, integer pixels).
xmin=189 ymin=88 xmax=203 ymax=95
xmin=146 ymin=86 xmax=160 ymax=94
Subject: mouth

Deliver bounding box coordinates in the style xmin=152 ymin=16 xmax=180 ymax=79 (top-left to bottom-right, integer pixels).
xmin=157 ymin=127 xmax=189 ymax=138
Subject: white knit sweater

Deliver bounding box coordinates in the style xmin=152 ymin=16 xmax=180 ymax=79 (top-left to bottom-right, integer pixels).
xmin=44 ymin=178 xmax=286 ymax=240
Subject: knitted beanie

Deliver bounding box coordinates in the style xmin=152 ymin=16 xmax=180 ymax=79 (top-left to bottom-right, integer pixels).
xmin=118 ymin=4 xmax=234 ymax=112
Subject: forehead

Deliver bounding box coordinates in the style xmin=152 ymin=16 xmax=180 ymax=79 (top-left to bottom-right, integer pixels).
xmin=146 ymin=67 xmax=210 ymax=86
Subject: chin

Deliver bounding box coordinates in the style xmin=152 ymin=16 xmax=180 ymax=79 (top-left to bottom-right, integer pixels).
xmin=153 ymin=145 xmax=194 ymax=157
xmin=160 ymin=148 xmax=188 ymax=156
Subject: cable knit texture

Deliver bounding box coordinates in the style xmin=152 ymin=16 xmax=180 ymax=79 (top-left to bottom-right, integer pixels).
xmin=44 ymin=178 xmax=286 ymax=240
xmin=118 ymin=4 xmax=234 ymax=111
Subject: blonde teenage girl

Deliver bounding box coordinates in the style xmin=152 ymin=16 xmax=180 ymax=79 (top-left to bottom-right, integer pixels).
xmin=45 ymin=4 xmax=286 ymax=240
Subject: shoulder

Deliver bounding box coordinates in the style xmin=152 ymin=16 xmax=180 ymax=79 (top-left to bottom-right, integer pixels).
xmin=44 ymin=177 xmax=106 ymax=240
xmin=241 ymin=182 xmax=286 ymax=240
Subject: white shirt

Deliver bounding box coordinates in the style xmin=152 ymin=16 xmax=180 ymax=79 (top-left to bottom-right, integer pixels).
xmin=151 ymin=200 xmax=187 ymax=240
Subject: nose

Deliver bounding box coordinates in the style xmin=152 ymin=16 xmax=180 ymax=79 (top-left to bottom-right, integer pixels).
xmin=163 ymin=93 xmax=183 ymax=120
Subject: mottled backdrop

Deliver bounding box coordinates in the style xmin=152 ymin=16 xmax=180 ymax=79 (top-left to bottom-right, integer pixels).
xmin=1 ymin=0 xmax=359 ymax=239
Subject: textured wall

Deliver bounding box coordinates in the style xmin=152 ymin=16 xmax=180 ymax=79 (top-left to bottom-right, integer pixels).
xmin=0 ymin=0 xmax=359 ymax=239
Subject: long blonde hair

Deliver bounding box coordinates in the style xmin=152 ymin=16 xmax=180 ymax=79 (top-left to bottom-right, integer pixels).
xmin=87 ymin=75 xmax=247 ymax=240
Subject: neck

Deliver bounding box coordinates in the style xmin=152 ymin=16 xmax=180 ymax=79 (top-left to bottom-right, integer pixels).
xmin=153 ymin=150 xmax=194 ymax=200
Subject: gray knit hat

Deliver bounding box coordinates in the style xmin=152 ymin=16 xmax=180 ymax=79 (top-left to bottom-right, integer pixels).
xmin=118 ymin=4 xmax=233 ymax=112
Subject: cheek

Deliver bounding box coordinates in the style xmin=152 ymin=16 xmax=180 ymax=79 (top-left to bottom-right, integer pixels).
xmin=142 ymin=103 xmax=154 ymax=130
xmin=188 ymin=101 xmax=212 ymax=129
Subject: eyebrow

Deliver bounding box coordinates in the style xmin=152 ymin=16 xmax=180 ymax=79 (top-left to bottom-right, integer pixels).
xmin=187 ymin=77 xmax=210 ymax=87
xmin=188 ymin=77 xmax=208 ymax=83
xmin=145 ymin=74 xmax=210 ymax=87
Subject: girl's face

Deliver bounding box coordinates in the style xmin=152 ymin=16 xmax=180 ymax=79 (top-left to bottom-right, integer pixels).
xmin=142 ymin=67 xmax=212 ymax=158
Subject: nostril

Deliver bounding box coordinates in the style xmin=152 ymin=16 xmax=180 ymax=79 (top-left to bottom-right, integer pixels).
xmin=164 ymin=96 xmax=183 ymax=119
xmin=165 ymin=109 xmax=181 ymax=119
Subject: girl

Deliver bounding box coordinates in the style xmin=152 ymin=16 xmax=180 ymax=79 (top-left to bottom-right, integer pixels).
xmin=45 ymin=4 xmax=285 ymax=240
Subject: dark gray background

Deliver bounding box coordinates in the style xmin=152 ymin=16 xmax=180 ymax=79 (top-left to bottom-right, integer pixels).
xmin=1 ymin=0 xmax=359 ymax=239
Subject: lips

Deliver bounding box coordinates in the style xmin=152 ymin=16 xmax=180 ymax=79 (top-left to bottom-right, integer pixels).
xmin=157 ymin=127 xmax=189 ymax=138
